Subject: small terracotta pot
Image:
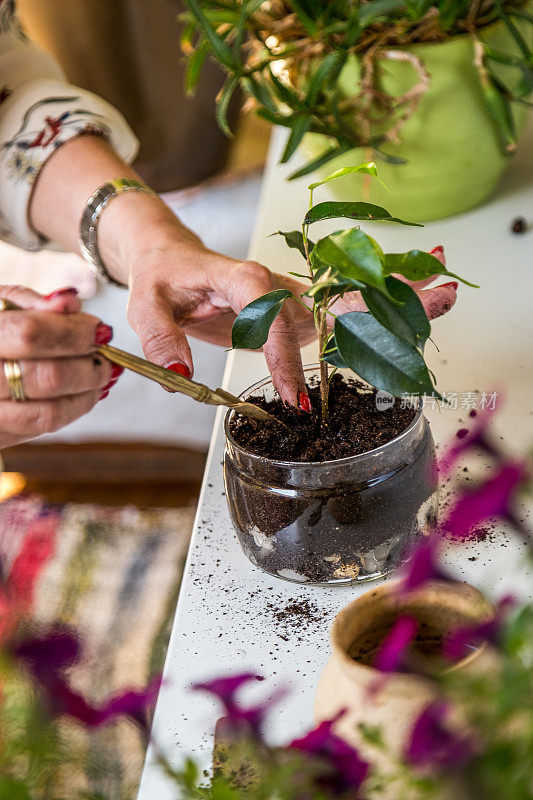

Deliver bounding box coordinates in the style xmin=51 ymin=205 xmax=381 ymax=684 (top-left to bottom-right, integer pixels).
xmin=315 ymin=580 xmax=493 ymax=768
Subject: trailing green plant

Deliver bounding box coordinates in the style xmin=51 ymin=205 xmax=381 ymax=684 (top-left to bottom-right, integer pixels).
xmin=231 ymin=161 xmax=475 ymax=424
xmin=179 ymin=0 xmax=533 ymax=176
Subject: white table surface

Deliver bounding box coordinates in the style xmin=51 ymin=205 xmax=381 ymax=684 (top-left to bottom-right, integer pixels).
xmin=137 ymin=124 xmax=533 ymax=798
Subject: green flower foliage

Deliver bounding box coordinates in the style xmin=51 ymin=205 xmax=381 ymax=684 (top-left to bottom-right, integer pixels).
xmin=180 ymin=0 xmax=533 ymax=174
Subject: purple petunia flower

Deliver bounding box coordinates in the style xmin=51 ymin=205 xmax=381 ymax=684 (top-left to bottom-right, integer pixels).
xmin=443 ymin=462 xmax=528 ymax=541
xmin=439 ymin=401 xmax=500 ymax=477
xmin=374 ymin=616 xmax=418 ymax=673
xmin=405 ymin=701 xmax=474 ymax=768
xmin=192 ymin=672 xmax=280 ymax=736
xmin=290 ymin=713 xmax=369 ymax=796
xmin=444 ymin=594 xmax=515 ymax=661
xmin=15 ymin=630 xmax=80 ymax=677
xmin=401 ymin=536 xmax=452 ymax=594
xmin=14 ymin=631 xmax=160 ymax=730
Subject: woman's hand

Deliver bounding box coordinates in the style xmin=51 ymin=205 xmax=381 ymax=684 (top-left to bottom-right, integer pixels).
xmin=0 ymin=285 xmax=120 ymax=449
xmin=126 ymin=235 xmax=318 ymax=408
xmin=28 ymin=135 xmax=458 ymax=409
xmin=123 ymin=224 xmax=458 ymax=408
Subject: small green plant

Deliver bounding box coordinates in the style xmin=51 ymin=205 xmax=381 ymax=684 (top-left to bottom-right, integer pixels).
xmin=231 ymin=162 xmax=474 ymax=424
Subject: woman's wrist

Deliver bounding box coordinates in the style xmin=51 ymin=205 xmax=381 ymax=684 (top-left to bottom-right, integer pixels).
xmin=28 ymin=132 xmax=206 ymax=286
xmin=97 ymin=192 xmax=204 ymax=285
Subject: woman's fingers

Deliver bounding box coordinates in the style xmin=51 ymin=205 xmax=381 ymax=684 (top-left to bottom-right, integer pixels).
xmin=223 ymin=262 xmax=307 ymax=407
xmin=127 ymin=285 xmax=193 ymax=377
xmin=37 ymin=286 xmax=82 ymax=314
xmin=0 ymin=390 xmax=101 ymax=441
xmin=0 ymin=355 xmax=115 ymax=400
xmin=0 ymin=284 xmax=81 ymax=313
xmin=0 ymin=310 xmax=112 ymax=359
xmin=0 ymin=284 xmax=51 ymax=309
xmin=331 ymin=282 xmax=458 ymax=321
xmin=417 ymin=282 xmax=458 ymax=319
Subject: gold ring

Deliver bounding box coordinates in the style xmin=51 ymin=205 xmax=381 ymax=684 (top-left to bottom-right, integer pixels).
xmin=3 ymin=360 xmax=25 ymax=401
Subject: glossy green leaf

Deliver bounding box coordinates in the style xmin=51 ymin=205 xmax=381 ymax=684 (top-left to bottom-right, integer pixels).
xmin=216 ymin=76 xmax=239 ymax=137
xmin=483 ymin=71 xmax=518 ymax=154
xmin=373 ymin=147 xmax=408 ymax=165
xmin=302 ymin=264 xmax=364 ymax=301
xmin=496 ymin=0 xmax=531 ymax=59
xmin=335 ymin=313 xmax=438 ymax=397
xmin=185 ymin=40 xmax=209 ymax=95
xmin=231 ymin=290 xmax=292 ymax=350
xmin=289 ymin=0 xmax=319 ymax=34
xmin=308 ymin=161 xmax=378 ymax=192
xmin=475 ymin=42 xmax=518 ymax=156
xmin=180 ymin=20 xmax=196 ymax=51
xmin=405 ymin=0 xmax=433 ymax=21
xmin=242 ymin=77 xmax=278 ymax=113
xmin=179 ymin=9 xmax=239 ymax=25
xmin=182 ymin=0 xmax=238 ymax=70
xmin=383 ymin=250 xmax=479 ymax=286
xmin=312 ymin=228 xmax=391 ymax=296
xmin=281 ymin=115 xmax=312 ymax=163
xmin=439 ymin=0 xmax=467 ymax=30
xmin=271 ymin=230 xmax=315 ymax=259
xmin=306 ymin=52 xmax=344 ymax=105
xmin=361 ymin=276 xmax=431 ymax=348
xmin=267 ymin=69 xmax=302 ymax=107
xmin=303 ymin=201 xmax=421 ymax=227
xmin=358 ymin=0 xmax=407 ymax=25
xmin=288 ymin=144 xmax=352 ymax=181
xmin=484 ymin=47 xmax=533 ymax=99
xmin=509 ymin=7 xmax=533 ymax=24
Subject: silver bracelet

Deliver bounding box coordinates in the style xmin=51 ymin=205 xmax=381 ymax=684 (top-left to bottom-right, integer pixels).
xmin=79 ymin=178 xmax=157 ymax=287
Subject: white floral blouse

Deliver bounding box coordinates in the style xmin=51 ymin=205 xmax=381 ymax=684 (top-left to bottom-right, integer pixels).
xmin=0 ymin=0 xmax=138 ymax=250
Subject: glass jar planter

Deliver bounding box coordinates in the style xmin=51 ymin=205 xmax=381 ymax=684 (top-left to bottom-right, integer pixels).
xmin=224 ymin=368 xmax=438 ymax=586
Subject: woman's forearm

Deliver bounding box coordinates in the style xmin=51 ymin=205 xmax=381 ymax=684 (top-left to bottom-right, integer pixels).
xmin=29 ymin=134 xmax=200 ymax=285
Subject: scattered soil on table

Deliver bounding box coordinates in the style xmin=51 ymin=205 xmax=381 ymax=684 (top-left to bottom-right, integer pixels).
xmin=266 ymin=598 xmax=322 ymax=641
xmin=230 ymin=375 xmax=417 ymax=462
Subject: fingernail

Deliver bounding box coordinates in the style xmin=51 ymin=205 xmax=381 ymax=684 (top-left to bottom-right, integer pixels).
xmin=430 ymin=245 xmax=444 ymax=256
xmin=440 ymin=281 xmax=458 ymax=290
xmin=298 ymin=391 xmax=312 ymax=413
xmin=110 ymin=364 xmax=124 ymax=381
xmin=165 ymin=361 xmax=192 ymax=379
xmin=101 ymin=377 xmax=120 ymax=395
xmin=94 ymin=322 xmax=113 ymax=347
xmin=98 ymin=389 xmax=109 ymax=401
xmin=43 ymin=287 xmax=79 ymax=301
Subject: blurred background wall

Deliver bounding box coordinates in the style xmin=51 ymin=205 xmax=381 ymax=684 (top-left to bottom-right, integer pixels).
xmin=17 ymin=0 xmax=248 ymax=190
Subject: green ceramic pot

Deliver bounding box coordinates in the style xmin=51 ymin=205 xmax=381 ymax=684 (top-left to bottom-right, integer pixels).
xmin=302 ymin=19 xmax=531 ymax=221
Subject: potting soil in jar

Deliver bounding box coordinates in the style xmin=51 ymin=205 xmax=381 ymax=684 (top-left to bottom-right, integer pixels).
xmin=225 ymin=376 xmax=438 ymax=585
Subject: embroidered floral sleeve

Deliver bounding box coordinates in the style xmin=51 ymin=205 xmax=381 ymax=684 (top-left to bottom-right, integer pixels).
xmin=0 ymin=1 xmax=139 ymax=250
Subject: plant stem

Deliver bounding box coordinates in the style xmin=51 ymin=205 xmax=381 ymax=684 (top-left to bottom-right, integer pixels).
xmin=304 ymin=217 xmax=330 ymax=427
xmin=318 ymin=297 xmax=330 ymax=428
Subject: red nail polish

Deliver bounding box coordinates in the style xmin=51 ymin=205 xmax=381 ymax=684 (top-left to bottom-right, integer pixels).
xmin=94 ymin=322 xmax=113 ymax=346
xmin=165 ymin=362 xmax=191 ymax=379
xmin=440 ymin=281 xmax=459 ymax=290
xmin=98 ymin=389 xmax=109 ymax=401
xmin=110 ymin=364 xmax=124 ymax=380
xmin=102 ymin=375 xmax=120 ymax=393
xmin=298 ymin=391 xmax=312 ymax=413
xmin=430 ymin=245 xmax=444 ymax=255
xmin=43 ymin=287 xmax=79 ymax=301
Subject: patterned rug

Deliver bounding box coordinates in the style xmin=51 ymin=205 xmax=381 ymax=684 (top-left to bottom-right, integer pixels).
xmin=0 ymin=494 xmax=196 ymax=798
